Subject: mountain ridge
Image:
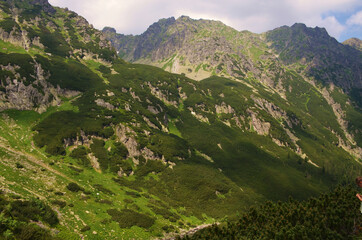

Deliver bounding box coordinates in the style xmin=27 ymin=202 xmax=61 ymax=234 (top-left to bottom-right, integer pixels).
xmin=343 ymin=37 xmax=362 ymax=51
xmin=103 ymin=16 xmax=362 ymax=94
xmin=104 ymin=17 xmax=362 ymax=158
xmin=0 ymin=2 xmax=361 ymax=239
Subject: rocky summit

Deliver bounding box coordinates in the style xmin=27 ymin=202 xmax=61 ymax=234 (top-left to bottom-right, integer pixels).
xmin=343 ymin=37 xmax=362 ymax=51
xmin=0 ymin=1 xmax=361 ymax=239
xmin=104 ymin=17 xmax=362 ymax=93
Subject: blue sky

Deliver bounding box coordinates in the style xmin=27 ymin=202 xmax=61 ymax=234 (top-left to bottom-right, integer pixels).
xmin=49 ymin=0 xmax=362 ymax=42
xmin=325 ymin=8 xmax=362 ymax=41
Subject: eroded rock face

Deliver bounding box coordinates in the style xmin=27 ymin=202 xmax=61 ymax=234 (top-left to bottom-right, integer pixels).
xmin=114 ymin=123 xmax=162 ymax=163
xmin=188 ymin=107 xmax=209 ymax=123
xmin=95 ymin=99 xmax=115 ymax=111
xmin=0 ymin=62 xmax=79 ymax=112
xmin=0 ymin=28 xmax=27 ymax=49
xmin=147 ymin=82 xmax=178 ymax=107
xmin=247 ymin=110 xmax=270 ymax=135
xmin=252 ymin=95 xmax=294 ymax=128
xmin=267 ymin=23 xmax=362 ymax=91
xmin=215 ymin=102 xmax=235 ymax=115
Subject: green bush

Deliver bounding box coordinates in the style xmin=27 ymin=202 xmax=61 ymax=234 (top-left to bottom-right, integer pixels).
xmin=106 ymin=209 xmax=155 ymax=229
xmin=9 ymin=199 xmax=59 ymax=227
xmin=110 ymin=142 xmax=129 ymax=159
xmin=0 ymin=53 xmax=36 ymax=86
xmin=101 ymin=127 xmax=114 ymax=138
xmin=93 ymin=184 xmax=114 ymax=195
xmin=16 ymin=163 xmax=24 ymax=169
xmin=33 ymin=110 xmax=108 ymax=156
xmin=135 ymin=160 xmax=166 ymax=177
xmin=91 ymin=139 xmax=109 ymax=171
xmin=70 ymin=146 xmax=90 ymax=167
xmin=96 ymin=199 xmax=113 ymax=205
xmin=180 ymin=185 xmax=362 ymax=239
xmin=147 ymin=133 xmax=190 ymax=161
xmin=35 ymin=55 xmax=103 ymax=91
xmin=17 ymin=224 xmax=56 ymax=240
xmin=80 ymin=226 xmax=91 ymax=232
xmin=98 ymin=65 xmax=111 ymax=75
xmin=149 ymin=205 xmax=179 ymax=220
xmin=162 ymin=225 xmax=176 ymax=233
xmin=0 ymin=18 xmax=20 ymax=32
xmin=66 ymin=182 xmax=84 ymax=193
xmin=51 ymin=200 xmax=66 ymax=208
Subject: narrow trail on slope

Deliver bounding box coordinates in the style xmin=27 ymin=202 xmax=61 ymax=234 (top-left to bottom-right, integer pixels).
xmin=161 ymin=223 xmax=218 ymax=240
xmin=0 ymin=141 xmax=72 ymax=182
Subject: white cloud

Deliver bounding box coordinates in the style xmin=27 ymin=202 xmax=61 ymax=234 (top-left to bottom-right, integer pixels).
xmin=315 ymin=16 xmax=346 ymax=39
xmin=347 ymin=11 xmax=362 ymax=25
xmin=48 ymin=0 xmax=361 ymax=40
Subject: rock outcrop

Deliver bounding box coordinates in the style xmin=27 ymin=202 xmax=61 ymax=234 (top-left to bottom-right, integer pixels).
xmin=0 ymin=62 xmax=79 ymax=112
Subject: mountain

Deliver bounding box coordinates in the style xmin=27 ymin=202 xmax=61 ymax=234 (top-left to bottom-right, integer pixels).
xmin=103 ymin=18 xmax=362 ymax=93
xmin=0 ymin=2 xmax=361 ymax=239
xmin=266 ymin=24 xmax=362 ymax=94
xmin=104 ymin=16 xmax=362 ymax=154
xmin=102 ymin=16 xmax=265 ymax=81
xmin=343 ymin=37 xmax=362 ymax=51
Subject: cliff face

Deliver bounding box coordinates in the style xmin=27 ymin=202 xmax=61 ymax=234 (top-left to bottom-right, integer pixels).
xmin=0 ymin=59 xmax=79 ymax=113
xmin=0 ymin=0 xmax=117 ymax=112
xmin=103 ymin=16 xmax=266 ymax=82
xmin=104 ymin=16 xmax=362 ymax=159
xmin=105 ymin=18 xmax=362 ymax=95
xmin=266 ymin=24 xmax=362 ymax=91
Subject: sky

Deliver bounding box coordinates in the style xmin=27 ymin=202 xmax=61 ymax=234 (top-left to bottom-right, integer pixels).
xmin=48 ymin=0 xmax=362 ymax=42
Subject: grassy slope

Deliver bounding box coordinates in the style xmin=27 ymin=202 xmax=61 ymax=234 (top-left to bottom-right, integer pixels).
xmin=0 ymin=107 xmax=215 ymax=239
xmin=1 ymin=59 xmax=360 ymax=238
xmin=0 ymin=3 xmax=361 ymax=239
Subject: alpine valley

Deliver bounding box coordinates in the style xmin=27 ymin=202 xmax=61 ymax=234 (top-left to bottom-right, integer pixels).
xmin=0 ymin=0 xmax=361 ymax=239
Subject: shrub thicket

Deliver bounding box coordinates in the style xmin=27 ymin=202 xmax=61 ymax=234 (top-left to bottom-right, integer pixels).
xmin=106 ymin=208 xmax=155 ymax=229
xmin=66 ymin=182 xmax=84 ymax=193
xmin=70 ymin=146 xmax=90 ymax=166
xmin=0 ymin=194 xmax=59 ymax=239
xmin=179 ymin=185 xmax=362 ymax=239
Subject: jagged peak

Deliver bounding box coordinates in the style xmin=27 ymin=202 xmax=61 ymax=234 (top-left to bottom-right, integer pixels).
xmin=102 ymin=27 xmax=117 ymax=34
xmin=4 ymin=0 xmax=55 ymax=14
xmin=292 ymin=23 xmax=328 ymax=35
xmin=142 ymin=17 xmax=176 ymax=36
xmin=291 ymin=22 xmax=307 ymax=28
xmin=343 ymin=37 xmax=362 ymax=51
xmin=269 ymin=22 xmax=331 ymax=41
xmin=177 ymin=15 xmax=192 ymax=21
xmin=175 ymin=15 xmax=227 ymax=27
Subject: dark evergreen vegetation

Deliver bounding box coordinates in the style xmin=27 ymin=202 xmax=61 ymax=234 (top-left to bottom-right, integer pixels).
xmin=179 ymin=185 xmax=362 ymax=239
xmin=0 ymin=194 xmax=59 ymax=240
xmin=106 ymin=208 xmax=155 ymax=228
xmin=0 ymin=0 xmax=361 ymax=238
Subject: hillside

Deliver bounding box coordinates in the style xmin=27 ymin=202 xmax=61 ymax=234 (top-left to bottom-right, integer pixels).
xmin=178 ymin=185 xmax=362 ymax=239
xmin=103 ymin=18 xmax=362 ymax=93
xmin=344 ymin=38 xmax=362 ymax=51
xmin=104 ymin=16 xmax=362 ymax=155
xmin=0 ymin=1 xmax=361 ymax=239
